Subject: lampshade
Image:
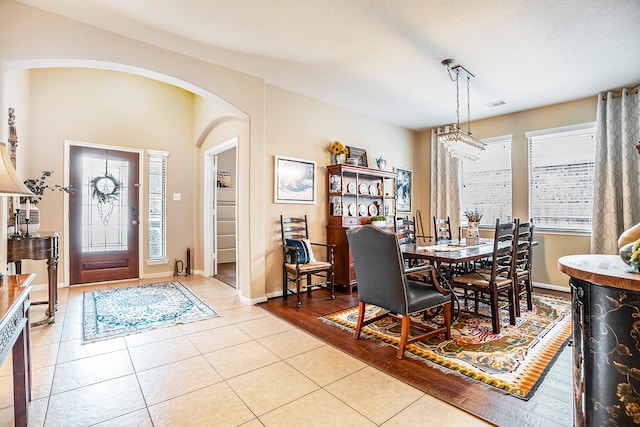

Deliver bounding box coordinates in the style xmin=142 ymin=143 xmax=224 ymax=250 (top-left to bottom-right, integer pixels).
xmin=0 ymin=142 xmax=33 ymax=196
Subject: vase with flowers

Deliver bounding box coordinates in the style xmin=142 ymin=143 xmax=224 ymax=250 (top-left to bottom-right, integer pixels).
xmin=15 ymin=170 xmax=75 ymax=234
xmin=464 ymin=209 xmax=483 ymax=243
xmin=329 ymin=140 xmax=349 ymax=164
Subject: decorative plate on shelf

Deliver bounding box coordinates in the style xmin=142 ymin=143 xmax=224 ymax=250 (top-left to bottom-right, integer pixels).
xmin=348 ymin=203 xmax=357 ymax=216
xmin=359 ymin=183 xmax=368 ymax=195
xmin=347 ymin=182 xmax=356 ymax=194
xmin=358 ymin=204 xmax=367 ymax=216
xmin=369 ymin=184 xmax=379 ymax=196
xmin=368 ymin=204 xmax=378 ymax=216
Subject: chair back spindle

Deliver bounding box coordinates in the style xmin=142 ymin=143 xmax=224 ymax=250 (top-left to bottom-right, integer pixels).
xmin=433 ymin=216 xmax=453 ymax=242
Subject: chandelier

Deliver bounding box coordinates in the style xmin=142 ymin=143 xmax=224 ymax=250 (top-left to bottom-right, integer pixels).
xmin=437 ymin=58 xmax=485 ymax=162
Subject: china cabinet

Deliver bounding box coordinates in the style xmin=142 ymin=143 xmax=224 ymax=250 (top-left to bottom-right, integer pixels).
xmin=326 ymin=164 xmax=396 ymax=293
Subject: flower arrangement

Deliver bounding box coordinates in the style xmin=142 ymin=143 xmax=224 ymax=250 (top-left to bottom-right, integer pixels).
xmin=21 ymin=170 xmax=75 ymax=205
xmin=630 ymin=239 xmax=640 ymax=263
xmin=371 ymin=215 xmax=387 ymax=222
xmin=329 ymin=140 xmax=350 ymax=164
xmin=464 ymin=209 xmax=483 ymax=223
xmin=329 ymin=140 xmax=348 ymax=156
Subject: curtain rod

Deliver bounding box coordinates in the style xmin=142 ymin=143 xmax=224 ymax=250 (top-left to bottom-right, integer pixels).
xmin=603 ymin=86 xmax=639 ymax=100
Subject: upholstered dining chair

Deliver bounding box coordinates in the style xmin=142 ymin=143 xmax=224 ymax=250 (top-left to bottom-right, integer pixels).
xmin=280 ymin=215 xmax=335 ymax=308
xmin=346 ymin=225 xmax=452 ymax=359
xmin=433 ymin=216 xmax=453 ymax=242
xmin=451 ymin=218 xmax=519 ymax=334
xmin=513 ymin=220 xmax=535 ymax=316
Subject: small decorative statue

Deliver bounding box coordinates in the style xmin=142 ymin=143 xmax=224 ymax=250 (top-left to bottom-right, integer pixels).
xmin=375 ymin=156 xmax=387 ymax=170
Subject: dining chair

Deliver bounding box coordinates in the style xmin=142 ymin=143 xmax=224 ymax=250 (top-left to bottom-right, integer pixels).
xmin=280 ymin=215 xmax=335 ymax=308
xmin=395 ymin=215 xmax=417 ymax=245
xmin=433 ymin=216 xmax=453 ymax=242
xmin=451 ymin=218 xmax=519 ymax=334
xmin=396 ymin=215 xmax=432 ymax=274
xmin=432 ymin=215 xmax=465 ymax=278
xmin=513 ymin=220 xmax=534 ymax=316
xmin=346 ymin=225 xmax=451 ymax=359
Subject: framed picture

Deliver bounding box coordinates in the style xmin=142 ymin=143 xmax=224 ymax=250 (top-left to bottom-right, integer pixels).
xmin=217 ymin=171 xmax=232 ymax=188
xmin=346 ymin=146 xmax=368 ymax=167
xmin=274 ymin=155 xmax=317 ymax=204
xmin=395 ymin=167 xmax=412 ymax=213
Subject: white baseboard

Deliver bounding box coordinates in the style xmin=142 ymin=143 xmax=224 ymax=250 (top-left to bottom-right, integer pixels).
xmin=534 ymin=281 xmax=570 ymax=293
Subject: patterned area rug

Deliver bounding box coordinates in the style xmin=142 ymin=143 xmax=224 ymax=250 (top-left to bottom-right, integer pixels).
xmin=82 ymin=281 xmax=218 ymax=343
xmin=321 ymin=293 xmax=571 ymax=399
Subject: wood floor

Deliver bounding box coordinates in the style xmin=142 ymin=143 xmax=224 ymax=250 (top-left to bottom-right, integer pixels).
xmin=259 ymin=286 xmax=574 ymax=427
xmin=214 ymin=262 xmax=236 ymax=288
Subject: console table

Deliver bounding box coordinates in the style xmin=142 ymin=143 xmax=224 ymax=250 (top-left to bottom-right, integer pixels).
xmin=0 ymin=273 xmax=35 ymax=427
xmin=558 ymin=255 xmax=640 ymax=427
xmin=8 ymin=233 xmax=59 ymax=326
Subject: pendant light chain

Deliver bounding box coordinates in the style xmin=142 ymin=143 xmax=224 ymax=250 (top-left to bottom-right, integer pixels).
xmin=455 ymin=71 xmax=460 ymax=130
xmin=466 ymin=75 xmax=471 ymax=135
xmin=437 ymin=58 xmax=486 ymax=162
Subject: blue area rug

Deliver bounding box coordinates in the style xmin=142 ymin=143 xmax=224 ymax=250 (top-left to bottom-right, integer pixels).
xmin=82 ymin=281 xmax=219 ymax=343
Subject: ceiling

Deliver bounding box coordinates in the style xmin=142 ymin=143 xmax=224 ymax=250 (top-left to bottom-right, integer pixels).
xmin=17 ymin=0 xmax=640 ymax=130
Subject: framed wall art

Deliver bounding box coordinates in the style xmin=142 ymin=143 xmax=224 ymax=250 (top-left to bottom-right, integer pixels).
xmin=274 ymin=155 xmax=317 ymax=204
xmin=395 ymin=167 xmax=412 ymax=213
xmin=346 ymin=146 xmax=368 ymax=167
xmin=217 ymin=171 xmax=232 ymax=188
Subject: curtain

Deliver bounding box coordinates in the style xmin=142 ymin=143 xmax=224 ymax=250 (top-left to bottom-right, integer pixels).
xmin=591 ymin=88 xmax=640 ymax=254
xmin=430 ymin=128 xmax=461 ymax=239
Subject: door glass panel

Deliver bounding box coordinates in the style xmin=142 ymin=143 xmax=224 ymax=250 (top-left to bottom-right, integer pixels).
xmin=81 ymin=155 xmax=129 ymax=253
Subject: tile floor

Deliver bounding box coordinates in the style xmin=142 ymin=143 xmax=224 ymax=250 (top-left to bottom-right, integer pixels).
xmin=0 ymin=275 xmax=490 ymax=426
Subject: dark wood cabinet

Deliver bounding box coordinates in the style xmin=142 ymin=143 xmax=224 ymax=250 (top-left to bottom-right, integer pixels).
xmin=559 ymin=255 xmax=640 ymax=427
xmin=8 ymin=233 xmax=59 ymax=326
xmin=326 ymin=164 xmax=396 ymax=293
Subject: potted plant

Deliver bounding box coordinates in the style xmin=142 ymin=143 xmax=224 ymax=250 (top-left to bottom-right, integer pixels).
xmin=16 ymin=170 xmax=75 ymax=233
xmin=370 ymin=215 xmax=387 ymax=227
xmin=464 ymin=208 xmax=483 ymax=242
xmin=20 ymin=170 xmax=75 ymax=205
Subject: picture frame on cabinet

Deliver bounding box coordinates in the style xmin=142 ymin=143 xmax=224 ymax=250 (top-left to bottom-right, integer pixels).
xmin=274 ymin=155 xmax=317 ymax=204
xmin=395 ymin=167 xmax=412 ymax=213
xmin=346 ymin=146 xmax=368 ymax=167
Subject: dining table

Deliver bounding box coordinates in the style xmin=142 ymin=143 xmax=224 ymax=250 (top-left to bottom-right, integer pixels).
xmin=401 ymin=238 xmax=495 ymax=268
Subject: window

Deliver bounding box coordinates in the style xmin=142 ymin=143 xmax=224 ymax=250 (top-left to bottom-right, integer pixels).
xmin=460 ymin=136 xmax=513 ymax=226
xmin=526 ymin=123 xmax=595 ymax=232
xmin=148 ymin=150 xmax=168 ymax=261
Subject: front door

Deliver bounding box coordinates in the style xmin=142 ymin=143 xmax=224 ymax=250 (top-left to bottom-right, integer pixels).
xmin=69 ymin=145 xmax=140 ymax=284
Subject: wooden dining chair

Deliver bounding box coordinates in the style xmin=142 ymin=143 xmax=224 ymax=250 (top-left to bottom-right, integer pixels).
xmin=513 ymin=220 xmax=535 ymax=316
xmin=396 ymin=215 xmax=417 ymax=245
xmin=433 ymin=216 xmax=453 ymax=242
xmin=346 ymin=225 xmax=451 ymax=359
xmin=280 ymin=215 xmax=335 ymax=308
xmin=451 ymin=218 xmax=519 ymax=334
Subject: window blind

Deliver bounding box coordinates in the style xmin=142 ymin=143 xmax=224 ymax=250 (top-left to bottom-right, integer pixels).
xmin=527 ymin=124 xmax=595 ymax=232
xmin=148 ymin=150 xmax=168 ymax=260
xmin=460 ymin=136 xmax=513 ymax=226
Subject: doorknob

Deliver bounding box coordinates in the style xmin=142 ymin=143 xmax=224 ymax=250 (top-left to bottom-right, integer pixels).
xmin=131 ymin=220 xmax=138 ymax=225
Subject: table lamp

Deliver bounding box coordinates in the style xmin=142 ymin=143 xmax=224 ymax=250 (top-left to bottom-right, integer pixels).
xmin=0 ymin=142 xmax=33 ymax=283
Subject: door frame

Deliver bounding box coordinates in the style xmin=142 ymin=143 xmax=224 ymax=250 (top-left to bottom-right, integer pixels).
xmin=63 ymin=140 xmax=145 ymax=285
xmin=204 ymin=137 xmax=238 ymax=277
